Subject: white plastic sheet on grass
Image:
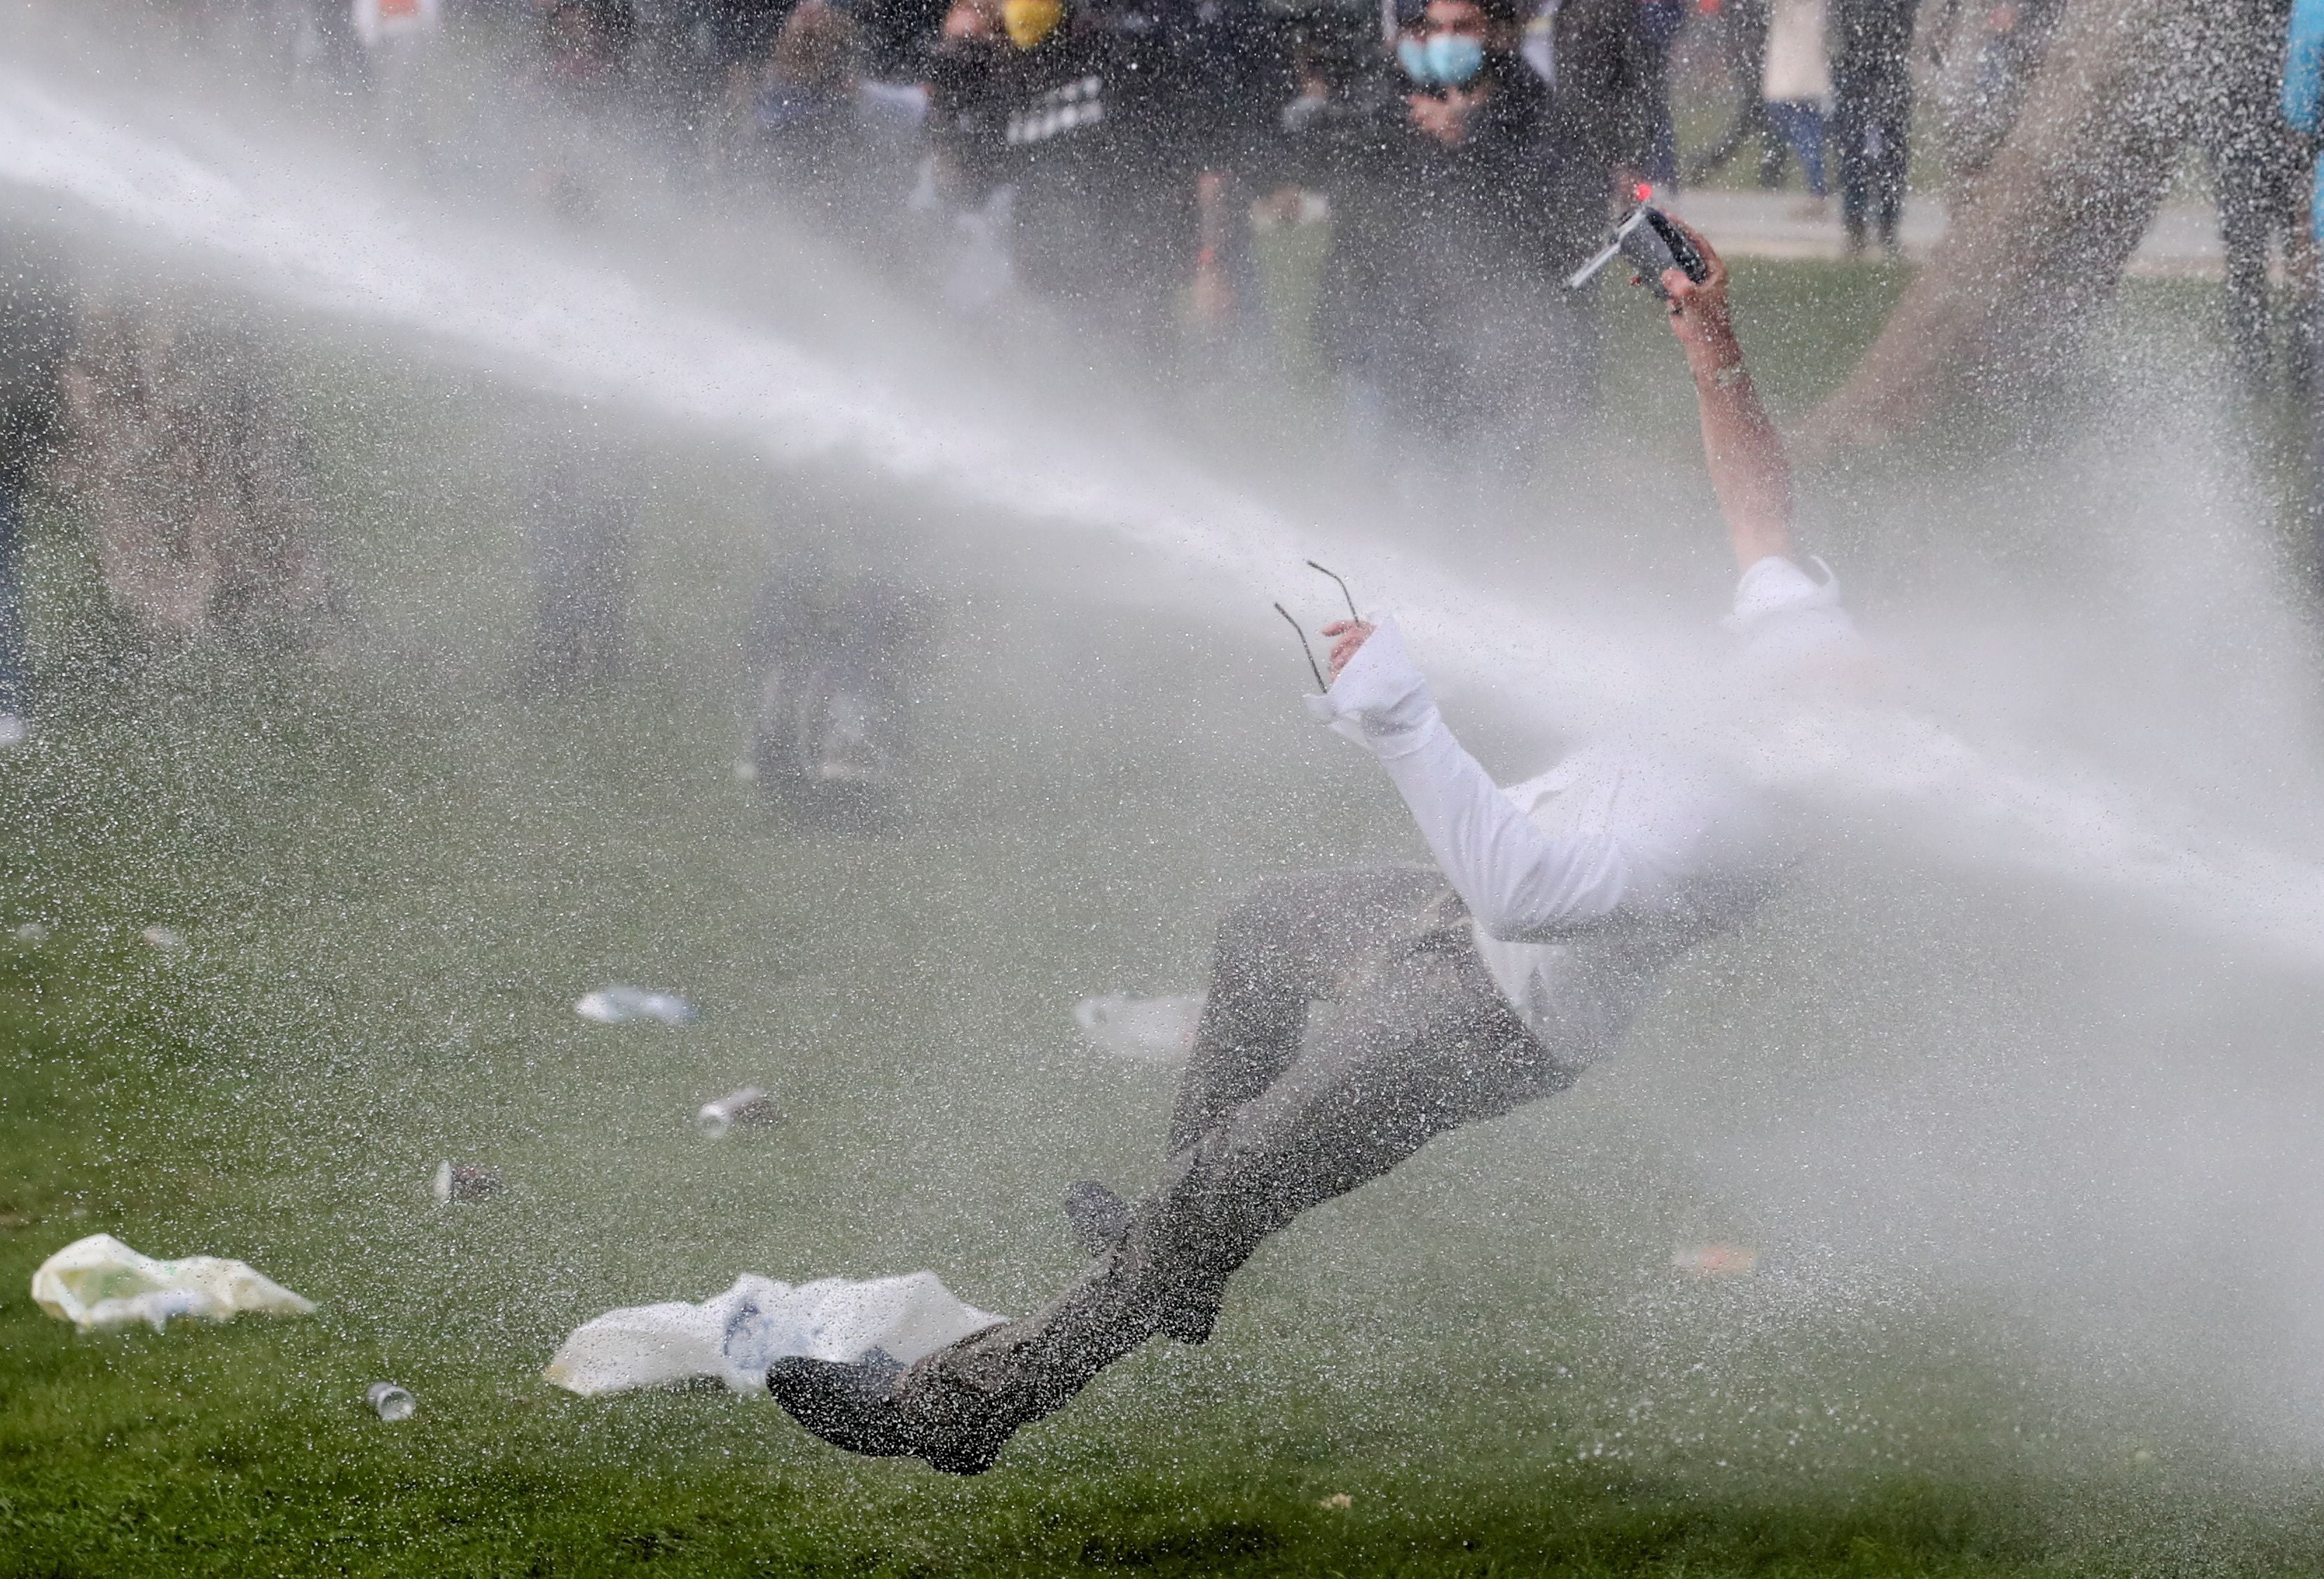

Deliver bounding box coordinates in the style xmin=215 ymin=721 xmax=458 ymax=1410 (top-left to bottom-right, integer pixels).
xmin=32 ymin=1233 xmax=315 ymax=1331
xmin=544 ymin=1271 xmax=1005 ymax=1397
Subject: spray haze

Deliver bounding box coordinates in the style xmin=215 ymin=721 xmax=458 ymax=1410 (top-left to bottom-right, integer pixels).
xmin=8 ymin=0 xmax=2324 ymax=1506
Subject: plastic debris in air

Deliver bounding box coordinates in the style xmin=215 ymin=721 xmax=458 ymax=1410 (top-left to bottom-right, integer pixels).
xmin=432 ymin=1161 xmax=502 ymax=1203
xmin=367 ymin=1382 xmax=416 ymax=1421
xmin=696 ymin=1086 xmax=780 ymax=1137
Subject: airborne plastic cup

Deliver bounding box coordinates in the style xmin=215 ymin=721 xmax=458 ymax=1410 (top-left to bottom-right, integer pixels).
xmin=696 ymin=1086 xmax=780 ymax=1138
xmin=431 ymin=1161 xmax=502 ymax=1203
xmin=366 ymin=1382 xmax=415 ymax=1421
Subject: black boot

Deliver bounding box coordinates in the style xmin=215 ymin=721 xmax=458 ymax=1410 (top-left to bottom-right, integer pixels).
xmin=771 ymin=1238 xmax=1216 ymax=1472
xmin=765 ymin=1350 xmax=1007 ymax=1475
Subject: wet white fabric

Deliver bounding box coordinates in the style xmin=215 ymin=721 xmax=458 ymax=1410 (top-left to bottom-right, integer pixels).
xmin=32 ymin=1233 xmax=316 ymax=1332
xmin=1762 ymin=0 xmax=1834 ymax=107
xmin=543 ymin=1272 xmax=1005 ymax=1397
xmin=1306 ymin=556 xmax=1856 ymax=1057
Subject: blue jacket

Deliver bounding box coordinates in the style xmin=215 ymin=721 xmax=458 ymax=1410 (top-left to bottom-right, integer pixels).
xmin=2284 ymin=0 xmax=2324 ymax=137
xmin=2287 ymin=0 xmax=2324 ymax=236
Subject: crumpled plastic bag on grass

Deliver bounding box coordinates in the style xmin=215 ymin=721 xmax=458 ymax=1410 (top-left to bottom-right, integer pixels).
xmin=573 ymin=986 xmax=697 ymax=1025
xmin=544 ymin=1271 xmax=1004 ymax=1397
xmin=32 ymin=1233 xmax=316 ymax=1332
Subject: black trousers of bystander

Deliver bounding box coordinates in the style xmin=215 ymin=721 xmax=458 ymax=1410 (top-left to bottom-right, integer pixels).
xmin=1834 ymin=0 xmax=1915 ymax=253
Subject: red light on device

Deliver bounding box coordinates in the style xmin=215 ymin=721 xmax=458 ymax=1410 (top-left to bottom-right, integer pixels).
xmin=1632 ymin=182 xmax=1655 ymax=205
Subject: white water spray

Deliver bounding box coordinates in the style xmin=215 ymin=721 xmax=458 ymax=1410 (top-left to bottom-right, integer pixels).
xmin=4 ymin=60 xmax=2323 ymax=978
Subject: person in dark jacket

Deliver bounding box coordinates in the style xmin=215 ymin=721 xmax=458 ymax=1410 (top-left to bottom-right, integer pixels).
xmin=1515 ymin=0 xmax=1663 ymax=207
xmin=937 ymin=0 xmax=1294 ymax=348
xmin=1531 ymin=0 xmax=1656 ymax=205
xmin=0 ymin=241 xmax=71 ymax=744
xmin=2201 ymin=0 xmax=2303 ymax=383
xmin=1295 ymin=0 xmax=1609 ymax=485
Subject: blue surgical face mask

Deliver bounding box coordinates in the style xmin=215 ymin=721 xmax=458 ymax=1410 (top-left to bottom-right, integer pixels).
xmin=1398 ymin=33 xmax=1486 ymax=88
xmin=1425 ymin=33 xmax=1485 ymax=85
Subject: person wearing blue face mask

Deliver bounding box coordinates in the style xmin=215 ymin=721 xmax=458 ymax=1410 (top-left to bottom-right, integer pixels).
xmin=1280 ymin=0 xmax=1618 ymax=493
xmin=1396 ymin=0 xmax=1515 ymax=144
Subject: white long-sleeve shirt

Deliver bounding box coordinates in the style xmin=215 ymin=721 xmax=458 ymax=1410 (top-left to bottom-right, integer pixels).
xmin=1307 ymin=556 xmax=1854 ymax=1062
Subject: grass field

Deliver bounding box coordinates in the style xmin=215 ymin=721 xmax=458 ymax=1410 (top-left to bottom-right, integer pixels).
xmin=7 ymin=248 xmax=2324 ymax=1578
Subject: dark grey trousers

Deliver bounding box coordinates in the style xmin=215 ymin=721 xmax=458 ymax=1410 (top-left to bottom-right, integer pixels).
xmin=891 ymin=867 xmax=1578 ymax=1451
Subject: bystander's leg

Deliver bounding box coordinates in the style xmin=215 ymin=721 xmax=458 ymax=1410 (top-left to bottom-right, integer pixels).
xmin=2217 ymin=153 xmax=2276 ymax=381
xmin=1833 ymin=0 xmax=1912 ymax=255
xmin=1637 ymin=0 xmax=1686 ymax=191
xmin=1873 ymin=80 xmax=1909 ymax=250
xmin=0 ymin=470 xmax=27 ymax=737
xmin=1684 ymin=0 xmax=1787 ymax=189
xmin=1766 ymin=101 xmax=1827 ymax=198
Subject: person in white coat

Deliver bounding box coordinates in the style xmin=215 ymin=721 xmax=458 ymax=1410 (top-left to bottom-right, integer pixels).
xmin=765 ymin=221 xmax=1859 ymax=1475
xmin=1761 ymin=0 xmax=1833 ymax=204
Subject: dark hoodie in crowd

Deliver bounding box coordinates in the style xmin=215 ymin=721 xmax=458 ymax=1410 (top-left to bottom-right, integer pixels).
xmin=931 ymin=0 xmax=1293 ymax=338
xmin=1291 ymin=16 xmax=1610 ymax=444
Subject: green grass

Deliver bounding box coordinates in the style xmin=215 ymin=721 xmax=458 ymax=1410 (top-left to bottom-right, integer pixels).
xmin=4 ymin=256 xmax=2323 ymax=1575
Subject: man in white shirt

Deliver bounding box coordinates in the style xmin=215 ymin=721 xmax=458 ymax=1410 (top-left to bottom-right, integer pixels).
xmin=769 ymin=222 xmax=1859 ymax=1474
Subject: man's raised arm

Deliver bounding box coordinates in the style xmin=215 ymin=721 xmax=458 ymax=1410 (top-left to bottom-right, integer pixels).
xmin=1658 ymin=221 xmax=1793 ymax=572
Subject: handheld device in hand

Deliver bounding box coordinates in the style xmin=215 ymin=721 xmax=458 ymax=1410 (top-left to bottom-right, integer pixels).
xmin=1567 ymin=205 xmax=1711 ymax=300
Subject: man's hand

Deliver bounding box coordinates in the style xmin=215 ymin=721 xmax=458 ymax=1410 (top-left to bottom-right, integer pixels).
xmin=1321 ymin=620 xmax=1375 ymax=681
xmin=1654 ymin=215 xmax=1738 ymax=363
xmin=1408 ymin=89 xmax=1480 ymax=146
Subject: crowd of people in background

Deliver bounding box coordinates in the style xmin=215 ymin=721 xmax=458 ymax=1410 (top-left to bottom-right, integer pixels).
xmin=165 ymin=0 xmax=1962 ymax=402
xmin=7 ymin=0 xmax=2324 ymax=767
xmin=104 ymin=0 xmax=2318 ymax=412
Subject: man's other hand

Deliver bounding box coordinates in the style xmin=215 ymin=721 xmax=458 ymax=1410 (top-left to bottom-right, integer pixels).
xmin=1321 ymin=620 xmax=1375 ymax=681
